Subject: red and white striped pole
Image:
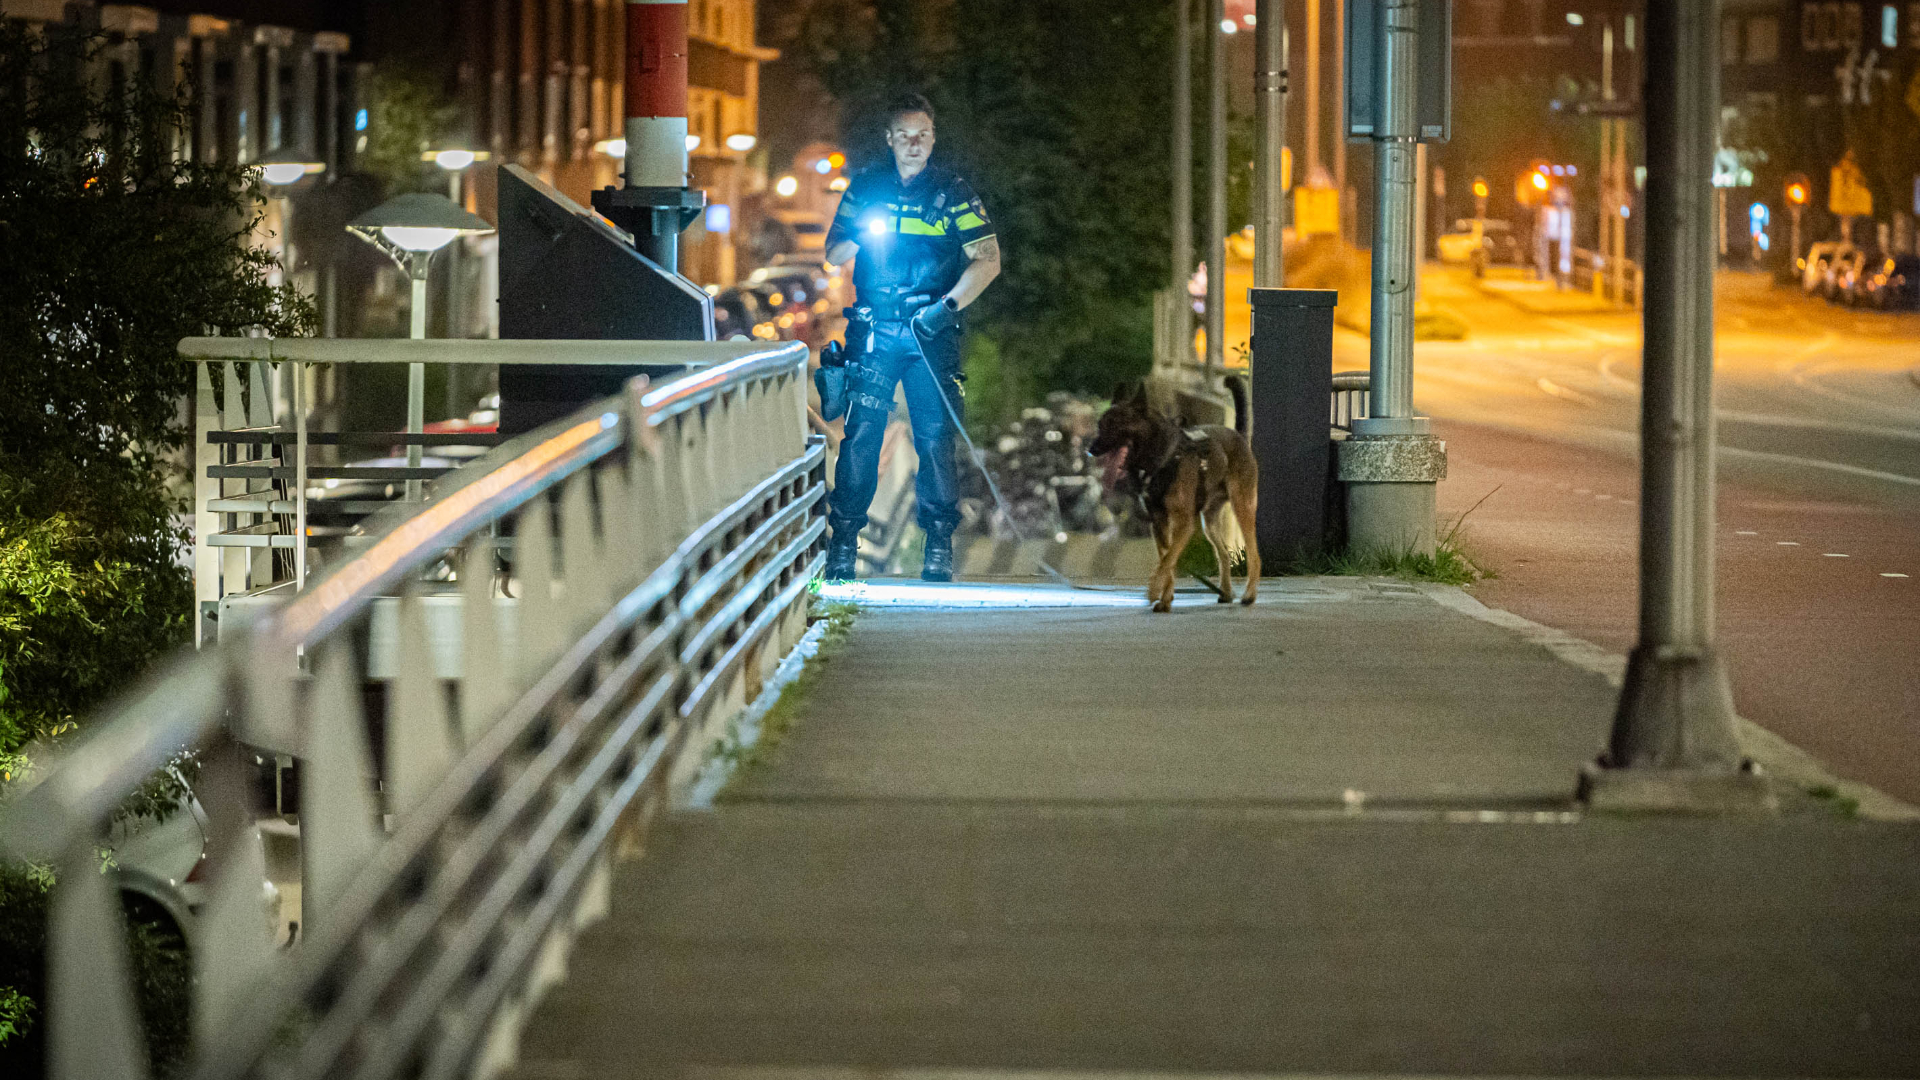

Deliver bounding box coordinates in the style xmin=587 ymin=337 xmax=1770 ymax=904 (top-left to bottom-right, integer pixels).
xmin=595 ymin=0 xmax=703 ymax=272
xmin=623 ymin=0 xmax=689 ymax=190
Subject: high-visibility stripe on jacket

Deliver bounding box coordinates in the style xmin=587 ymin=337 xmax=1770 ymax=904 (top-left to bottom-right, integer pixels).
xmin=827 ymin=164 xmax=996 ymax=303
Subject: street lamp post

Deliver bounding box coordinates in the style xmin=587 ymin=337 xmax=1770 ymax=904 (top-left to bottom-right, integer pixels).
xmin=347 ymin=194 xmax=496 ymax=501
xmin=1206 ymin=0 xmax=1228 ymax=382
xmin=1253 ymin=0 xmax=1289 ymax=289
xmin=1337 ymin=0 xmax=1448 ymax=559
xmin=1582 ymin=0 xmax=1772 ymax=811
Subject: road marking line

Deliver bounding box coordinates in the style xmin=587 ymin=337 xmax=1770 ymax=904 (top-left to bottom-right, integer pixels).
xmin=1718 ymin=444 xmax=1920 ymax=488
xmin=1777 ymin=541 xmax=1800 ymax=546
xmin=1717 ymin=409 xmax=1920 ymax=444
xmin=1535 ymin=376 xmax=1596 ymax=405
xmin=1594 ymin=493 xmax=1612 ymax=500
xmin=1574 ymin=487 xmax=1590 ymax=494
xmin=1823 ymin=553 xmax=1849 ymax=557
xmin=1736 ymin=529 xmax=1759 ymax=535
xmin=1884 ymin=573 xmax=1910 ymax=578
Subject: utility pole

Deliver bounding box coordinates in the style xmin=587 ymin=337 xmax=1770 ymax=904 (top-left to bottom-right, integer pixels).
xmin=1582 ymin=0 xmax=1771 ymax=812
xmin=1305 ymin=0 xmax=1320 ymax=181
xmin=1206 ymin=0 xmax=1228 ymax=379
xmin=1254 ymin=0 xmax=1289 ymax=288
xmin=1174 ymin=0 xmax=1193 ymax=301
xmin=1336 ymin=0 xmax=1446 ymax=557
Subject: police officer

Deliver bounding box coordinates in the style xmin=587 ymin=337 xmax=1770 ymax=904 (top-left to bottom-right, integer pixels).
xmin=821 ymin=92 xmax=1001 ymax=582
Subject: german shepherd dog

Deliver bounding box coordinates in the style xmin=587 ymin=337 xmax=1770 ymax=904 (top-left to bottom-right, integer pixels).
xmin=1089 ymin=377 xmax=1259 ymax=612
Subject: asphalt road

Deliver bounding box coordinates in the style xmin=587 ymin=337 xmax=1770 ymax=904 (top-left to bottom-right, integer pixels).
xmin=1399 ymin=266 xmax=1920 ymax=803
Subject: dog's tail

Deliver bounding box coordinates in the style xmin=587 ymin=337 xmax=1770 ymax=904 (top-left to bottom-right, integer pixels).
xmin=1226 ymin=374 xmax=1250 ymax=439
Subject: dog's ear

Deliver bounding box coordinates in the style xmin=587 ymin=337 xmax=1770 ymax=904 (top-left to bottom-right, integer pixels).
xmin=1110 ymin=382 xmax=1131 ymax=404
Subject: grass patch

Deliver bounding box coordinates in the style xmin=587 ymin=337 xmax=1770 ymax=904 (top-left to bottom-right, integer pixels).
xmin=1281 ymin=539 xmax=1490 ymax=586
xmin=1805 ymin=783 xmax=1861 ymax=819
xmin=710 ymin=599 xmax=859 ymax=789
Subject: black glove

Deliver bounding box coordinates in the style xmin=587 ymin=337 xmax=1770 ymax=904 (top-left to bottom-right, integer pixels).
xmin=910 ymin=296 xmax=960 ymax=338
xmin=820 ymin=339 xmax=846 ymax=367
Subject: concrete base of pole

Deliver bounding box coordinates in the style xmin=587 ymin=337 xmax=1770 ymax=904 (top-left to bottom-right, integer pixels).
xmin=1578 ymin=763 xmax=1777 ymax=813
xmin=1337 ymin=432 xmax=1446 ymax=557
xmin=1578 ymin=764 xmax=1776 ymax=813
xmin=1581 ymin=647 xmax=1774 ymax=812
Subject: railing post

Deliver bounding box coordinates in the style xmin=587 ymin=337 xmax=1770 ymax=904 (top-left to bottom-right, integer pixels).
xmin=194 ymin=361 xmax=220 ymax=646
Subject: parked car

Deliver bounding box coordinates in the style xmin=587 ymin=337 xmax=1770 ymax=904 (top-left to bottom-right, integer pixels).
xmin=1800 ymin=240 xmax=1852 ymax=293
xmin=1850 ymin=253 xmax=1920 ymax=310
xmin=1436 ymin=219 xmax=1522 ymax=273
xmin=1822 ymin=247 xmax=1870 ymax=301
xmin=711 ymin=284 xmax=770 ymax=339
xmin=110 ymin=773 xmax=283 ymax=953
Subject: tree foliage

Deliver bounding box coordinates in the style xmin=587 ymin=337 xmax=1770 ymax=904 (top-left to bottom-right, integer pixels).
xmin=770 ymin=0 xmax=1175 ymax=416
xmin=0 ymin=23 xmax=313 ymax=756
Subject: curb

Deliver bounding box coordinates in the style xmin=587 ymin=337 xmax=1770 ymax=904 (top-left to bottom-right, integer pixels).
xmin=1413 ymin=582 xmax=1920 ymax=822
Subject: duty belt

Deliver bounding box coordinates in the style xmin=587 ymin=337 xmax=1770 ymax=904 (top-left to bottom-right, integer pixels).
xmin=846 ymin=290 xmax=935 ymax=322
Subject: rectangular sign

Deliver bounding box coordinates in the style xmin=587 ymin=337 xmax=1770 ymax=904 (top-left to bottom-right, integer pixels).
xmin=1346 ymin=0 xmax=1453 ymax=143
xmin=1294 ymin=187 xmax=1340 ymax=235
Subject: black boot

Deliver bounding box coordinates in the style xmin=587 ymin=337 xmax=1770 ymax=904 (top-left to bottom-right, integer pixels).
xmin=920 ymin=529 xmax=955 ymax=582
xmin=823 ymin=529 xmax=859 ymax=581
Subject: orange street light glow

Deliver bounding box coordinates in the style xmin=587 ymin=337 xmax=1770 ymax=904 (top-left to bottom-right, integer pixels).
xmin=1531 ymin=172 xmax=1550 ymax=191
xmin=1472 ymin=180 xmax=1489 ymax=198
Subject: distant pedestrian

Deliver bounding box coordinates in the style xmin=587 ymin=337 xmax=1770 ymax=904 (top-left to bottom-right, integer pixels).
xmin=820 ymin=92 xmax=1001 ymax=582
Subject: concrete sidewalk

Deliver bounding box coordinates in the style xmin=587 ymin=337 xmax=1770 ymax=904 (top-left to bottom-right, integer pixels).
xmin=513 ymin=578 xmax=1920 ymax=1079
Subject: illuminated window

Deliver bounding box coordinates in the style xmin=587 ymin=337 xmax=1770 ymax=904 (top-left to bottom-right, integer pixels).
xmin=1748 ymin=15 xmax=1780 ymax=62
xmin=1883 ymin=3 xmax=1899 ymax=45
xmin=1841 ymin=2 xmax=1863 ymax=46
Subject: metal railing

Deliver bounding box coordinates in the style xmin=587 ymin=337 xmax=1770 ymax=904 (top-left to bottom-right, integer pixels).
xmin=1571 ymin=247 xmax=1644 ymax=308
xmin=4 ymin=338 xmax=822 ymax=1080
xmin=1331 ymin=370 xmax=1371 ymax=433
xmin=184 ymin=337 xmax=791 ymax=645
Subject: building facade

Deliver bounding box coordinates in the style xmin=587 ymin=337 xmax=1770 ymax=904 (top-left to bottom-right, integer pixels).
xmin=1722 ymin=0 xmax=1920 ymax=256
xmin=442 ymin=0 xmax=775 ymax=287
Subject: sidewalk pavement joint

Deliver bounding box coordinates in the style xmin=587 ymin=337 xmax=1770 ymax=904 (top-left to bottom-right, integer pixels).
xmin=1413 ymin=581 xmax=1920 ymax=821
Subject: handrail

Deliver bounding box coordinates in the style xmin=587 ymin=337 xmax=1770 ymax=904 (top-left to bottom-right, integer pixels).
xmin=177 ymin=336 xmax=795 ymax=367
xmin=639 ymin=341 xmax=808 ymax=423
xmin=2 ymin=335 xmax=828 ymax=1080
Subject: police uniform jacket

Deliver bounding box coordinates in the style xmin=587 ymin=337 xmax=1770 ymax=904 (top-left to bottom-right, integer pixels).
xmin=826 ymin=163 xmax=995 ymax=316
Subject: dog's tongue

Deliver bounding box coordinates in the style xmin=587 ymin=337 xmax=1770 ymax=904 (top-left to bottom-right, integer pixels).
xmin=1098 ymin=444 xmax=1129 ymax=491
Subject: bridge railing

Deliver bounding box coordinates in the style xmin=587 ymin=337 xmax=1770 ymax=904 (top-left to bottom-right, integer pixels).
xmin=4 ymin=338 xmax=824 ymax=1080
xmin=181 ymin=336 xmax=789 ymax=645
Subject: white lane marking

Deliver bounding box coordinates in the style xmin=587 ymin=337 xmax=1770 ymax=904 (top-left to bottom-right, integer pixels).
xmin=1535 ymin=376 xmax=1596 ymax=405
xmin=1884 ymin=573 xmax=1910 ymax=578
xmin=1574 ymin=487 xmax=1591 ymax=494
xmin=1595 ymin=493 xmax=1612 ymax=500
xmin=1823 ymin=553 xmax=1849 ymax=557
xmin=1777 ymin=541 xmax=1801 ymax=546
xmin=1736 ymin=529 xmax=1759 ymax=535
xmin=1718 ymin=444 xmax=1920 ymax=488
xmin=1717 ymin=409 xmax=1920 ymax=444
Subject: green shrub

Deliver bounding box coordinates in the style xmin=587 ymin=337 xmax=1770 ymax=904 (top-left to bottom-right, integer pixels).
xmin=0 ymin=861 xmax=192 ymax=1075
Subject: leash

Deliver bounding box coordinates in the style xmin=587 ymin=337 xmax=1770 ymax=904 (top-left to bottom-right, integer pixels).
xmin=902 ymin=322 xmax=1080 ymax=589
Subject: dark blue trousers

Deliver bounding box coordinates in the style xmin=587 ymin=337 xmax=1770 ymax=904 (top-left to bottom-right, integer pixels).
xmin=828 ymin=317 xmax=964 ymax=539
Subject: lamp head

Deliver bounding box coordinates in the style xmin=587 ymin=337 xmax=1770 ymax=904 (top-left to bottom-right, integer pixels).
xmin=348 ymin=193 xmax=495 ymax=267
xmin=256 ymin=147 xmax=326 ymax=188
